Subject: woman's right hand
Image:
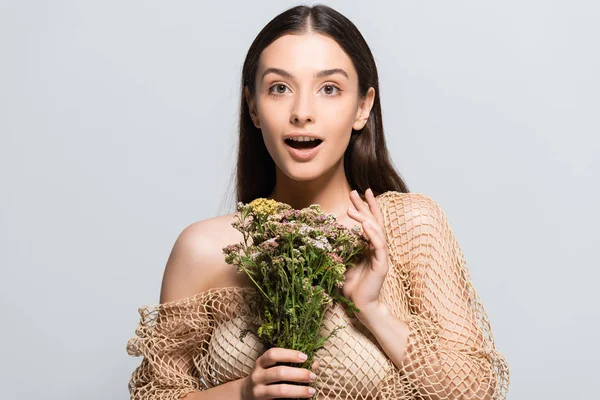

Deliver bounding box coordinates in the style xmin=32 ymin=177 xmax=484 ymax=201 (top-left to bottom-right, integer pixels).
xmin=240 ymin=347 xmax=320 ymax=399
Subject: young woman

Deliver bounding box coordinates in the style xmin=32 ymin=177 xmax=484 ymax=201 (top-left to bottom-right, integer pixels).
xmin=126 ymin=5 xmax=510 ymax=400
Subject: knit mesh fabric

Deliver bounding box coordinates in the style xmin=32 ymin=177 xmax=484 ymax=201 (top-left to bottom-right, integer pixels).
xmin=126 ymin=192 xmax=510 ymax=399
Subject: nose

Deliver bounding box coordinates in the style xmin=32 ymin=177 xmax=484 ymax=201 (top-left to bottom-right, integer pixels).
xmin=289 ymin=90 xmax=315 ymax=125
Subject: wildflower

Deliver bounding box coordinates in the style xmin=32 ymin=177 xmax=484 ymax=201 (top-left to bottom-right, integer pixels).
xmin=249 ymin=247 xmax=262 ymax=260
xmin=332 ymin=263 xmax=346 ymax=276
xmin=301 ymin=277 xmax=311 ymax=291
xmin=305 ymin=236 xmax=332 ymax=252
xmin=328 ymin=252 xmax=343 ymax=263
xmin=298 ymin=224 xmax=315 ymax=235
xmin=249 ymin=198 xmax=283 ymax=219
xmin=322 ymin=292 xmax=333 ymax=306
xmin=223 ymin=243 xmax=243 ymax=254
xmin=223 ymin=196 xmax=368 ymax=364
xmin=259 ymin=237 xmax=279 ymax=252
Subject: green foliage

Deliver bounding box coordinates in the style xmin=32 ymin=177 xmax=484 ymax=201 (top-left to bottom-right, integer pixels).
xmin=223 ymin=198 xmax=369 ymax=367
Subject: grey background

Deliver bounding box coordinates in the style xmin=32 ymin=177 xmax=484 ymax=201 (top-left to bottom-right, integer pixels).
xmin=1 ymin=1 xmax=598 ymax=399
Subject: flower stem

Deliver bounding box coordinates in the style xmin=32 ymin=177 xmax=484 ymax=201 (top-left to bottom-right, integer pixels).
xmin=240 ymin=265 xmax=273 ymax=304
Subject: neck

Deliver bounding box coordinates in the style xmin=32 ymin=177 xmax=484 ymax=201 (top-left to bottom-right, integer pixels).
xmin=266 ymin=160 xmax=358 ymax=223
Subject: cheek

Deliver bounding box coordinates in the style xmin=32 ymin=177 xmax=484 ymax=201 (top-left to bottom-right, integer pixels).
xmin=327 ymin=95 xmax=358 ymax=121
xmin=255 ymin=119 xmax=284 ymax=164
xmin=257 ymin=98 xmax=288 ymax=130
xmin=256 ymin=105 xmax=285 ymax=151
xmin=323 ymin=102 xmax=358 ymax=138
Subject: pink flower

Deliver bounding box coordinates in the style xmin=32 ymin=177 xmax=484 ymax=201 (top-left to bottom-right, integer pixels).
xmin=328 ymin=252 xmax=343 ymax=263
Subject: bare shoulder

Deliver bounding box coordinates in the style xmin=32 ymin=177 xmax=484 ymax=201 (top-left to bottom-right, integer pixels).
xmin=159 ymin=210 xmax=246 ymax=304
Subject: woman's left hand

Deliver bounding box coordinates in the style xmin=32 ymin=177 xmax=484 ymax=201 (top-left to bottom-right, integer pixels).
xmin=342 ymin=188 xmax=390 ymax=321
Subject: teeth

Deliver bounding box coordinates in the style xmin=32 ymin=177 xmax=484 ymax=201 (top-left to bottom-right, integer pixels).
xmin=288 ymin=136 xmax=319 ymax=142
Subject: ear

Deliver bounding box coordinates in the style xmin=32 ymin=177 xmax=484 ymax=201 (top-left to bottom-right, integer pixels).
xmin=244 ymin=86 xmax=261 ymax=129
xmin=352 ymin=87 xmax=375 ymax=131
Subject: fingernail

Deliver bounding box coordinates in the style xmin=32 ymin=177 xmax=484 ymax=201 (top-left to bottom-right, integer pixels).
xmin=310 ymin=372 xmax=317 ymax=380
xmin=299 ymin=353 xmax=308 ymax=360
xmin=309 ymin=387 xmax=316 ymax=394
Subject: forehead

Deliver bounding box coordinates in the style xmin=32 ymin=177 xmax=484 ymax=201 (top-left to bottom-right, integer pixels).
xmin=257 ymin=33 xmax=356 ymax=81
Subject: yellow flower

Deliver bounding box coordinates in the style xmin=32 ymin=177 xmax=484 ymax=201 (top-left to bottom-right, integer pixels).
xmin=249 ymin=198 xmax=280 ymax=218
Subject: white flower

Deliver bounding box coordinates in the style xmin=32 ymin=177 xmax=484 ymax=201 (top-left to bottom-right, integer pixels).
xmin=305 ymin=236 xmax=332 ymax=252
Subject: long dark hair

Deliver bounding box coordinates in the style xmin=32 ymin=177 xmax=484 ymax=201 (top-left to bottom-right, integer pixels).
xmin=228 ymin=4 xmax=409 ymax=208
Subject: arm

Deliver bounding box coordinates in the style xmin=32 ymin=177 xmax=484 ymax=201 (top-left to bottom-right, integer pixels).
xmin=368 ymin=192 xmax=510 ymax=400
xmin=180 ymin=378 xmax=244 ymax=400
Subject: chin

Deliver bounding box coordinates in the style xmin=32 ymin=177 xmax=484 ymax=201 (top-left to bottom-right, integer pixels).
xmin=280 ymin=163 xmax=324 ymax=182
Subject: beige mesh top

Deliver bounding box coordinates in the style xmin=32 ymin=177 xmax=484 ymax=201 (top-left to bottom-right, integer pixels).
xmin=126 ymin=191 xmax=510 ymax=400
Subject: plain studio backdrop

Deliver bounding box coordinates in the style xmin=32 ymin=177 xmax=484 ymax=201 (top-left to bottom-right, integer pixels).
xmin=1 ymin=1 xmax=598 ymax=399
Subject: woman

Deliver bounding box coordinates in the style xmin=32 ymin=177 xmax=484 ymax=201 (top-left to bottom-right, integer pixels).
xmin=126 ymin=4 xmax=510 ymax=400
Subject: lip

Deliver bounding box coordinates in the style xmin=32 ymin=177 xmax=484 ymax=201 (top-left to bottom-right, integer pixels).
xmin=284 ymin=139 xmax=323 ymax=161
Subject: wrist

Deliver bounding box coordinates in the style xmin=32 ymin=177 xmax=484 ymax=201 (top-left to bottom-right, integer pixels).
xmin=355 ymin=301 xmax=389 ymax=326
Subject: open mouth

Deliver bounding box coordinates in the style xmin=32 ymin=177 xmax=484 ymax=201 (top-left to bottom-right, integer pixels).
xmin=284 ymin=138 xmax=323 ymax=149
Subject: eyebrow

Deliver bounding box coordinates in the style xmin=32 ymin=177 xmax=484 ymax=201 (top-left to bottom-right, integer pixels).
xmin=261 ymin=67 xmax=349 ymax=81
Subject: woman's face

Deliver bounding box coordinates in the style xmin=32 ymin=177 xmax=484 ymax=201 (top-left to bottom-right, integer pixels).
xmin=245 ymin=33 xmax=375 ymax=182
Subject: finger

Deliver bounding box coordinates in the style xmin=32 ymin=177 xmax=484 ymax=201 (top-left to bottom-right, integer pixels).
xmin=346 ymin=206 xmax=373 ymax=224
xmin=264 ymin=365 xmax=316 ymax=385
xmin=365 ymin=188 xmax=384 ymax=226
xmin=363 ymin=220 xmax=384 ymax=247
xmin=258 ymin=348 xmax=308 ymax=369
xmin=350 ymin=190 xmax=371 ymax=214
xmin=363 ymin=220 xmax=388 ymax=267
xmin=362 ymin=216 xmax=386 ymax=244
xmin=261 ymin=383 xmax=317 ymax=399
xmin=348 ymin=207 xmax=385 ymax=244
xmin=347 ymin=209 xmax=373 ymax=243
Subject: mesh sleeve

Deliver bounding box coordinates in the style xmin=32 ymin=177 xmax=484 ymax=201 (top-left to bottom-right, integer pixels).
xmin=125 ymin=291 xmax=216 ymax=400
xmin=381 ymin=192 xmax=510 ymax=400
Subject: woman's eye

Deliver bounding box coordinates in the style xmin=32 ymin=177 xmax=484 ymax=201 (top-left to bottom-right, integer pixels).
xmin=269 ymin=84 xmax=290 ymax=95
xmin=320 ymin=84 xmax=341 ymax=95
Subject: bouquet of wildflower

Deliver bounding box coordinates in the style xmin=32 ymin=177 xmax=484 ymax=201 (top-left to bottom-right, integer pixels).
xmin=222 ymin=198 xmax=369 ymax=390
